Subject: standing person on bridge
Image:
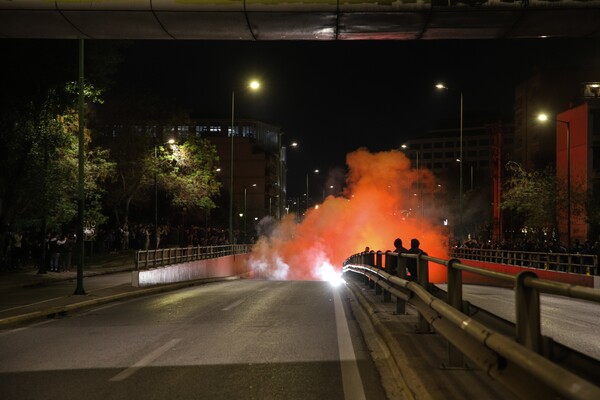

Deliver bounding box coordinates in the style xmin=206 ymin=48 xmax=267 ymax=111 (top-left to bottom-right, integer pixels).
xmin=406 ymin=238 xmax=423 ymax=281
xmin=391 ymin=238 xmax=408 ymax=276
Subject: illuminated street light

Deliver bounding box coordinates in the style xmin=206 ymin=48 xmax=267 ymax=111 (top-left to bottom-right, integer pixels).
xmin=229 ymin=79 xmax=260 ymax=244
xmin=436 ymin=82 xmax=463 ymax=242
xmin=538 ymin=112 xmax=572 ymax=251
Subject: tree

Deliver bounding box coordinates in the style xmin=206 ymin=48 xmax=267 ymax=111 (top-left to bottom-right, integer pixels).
xmin=159 ymin=137 xmax=221 ymax=216
xmin=501 ymin=161 xmax=559 ymax=241
xmin=0 ymin=86 xmax=115 ymax=269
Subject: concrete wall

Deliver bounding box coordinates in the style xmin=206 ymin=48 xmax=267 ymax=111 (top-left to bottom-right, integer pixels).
xmin=132 ymin=253 xmax=252 ymax=287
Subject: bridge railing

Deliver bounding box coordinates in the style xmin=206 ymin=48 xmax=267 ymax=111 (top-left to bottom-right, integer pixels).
xmin=451 ymin=247 xmax=598 ymax=275
xmin=343 ymin=250 xmax=600 ymax=400
xmin=134 ymin=244 xmax=252 ymax=270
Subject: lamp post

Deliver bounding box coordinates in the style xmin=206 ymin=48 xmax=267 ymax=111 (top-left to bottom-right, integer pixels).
xmin=243 ymin=183 xmax=257 ymax=236
xmin=229 ymin=80 xmax=260 ymax=245
xmin=436 ymin=83 xmax=463 ymax=242
xmin=243 ymin=187 xmax=247 ymax=234
xmin=306 ymin=169 xmax=319 ymax=212
xmin=154 ymin=138 xmax=175 ymax=249
xmin=279 ymin=140 xmax=297 ymax=219
xmin=538 ymin=113 xmax=571 ymax=251
xmin=74 ymin=39 xmax=86 ymax=295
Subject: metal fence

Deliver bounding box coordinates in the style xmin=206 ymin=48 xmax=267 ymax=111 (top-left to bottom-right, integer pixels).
xmin=135 ymin=244 xmax=252 ymax=270
xmin=450 ymin=247 xmax=598 ymax=275
xmin=343 ymin=250 xmax=600 ymax=400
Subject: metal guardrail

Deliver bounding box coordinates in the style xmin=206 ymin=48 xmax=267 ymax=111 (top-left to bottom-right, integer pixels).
xmin=135 ymin=244 xmax=252 ymax=270
xmin=451 ymin=247 xmax=599 ymax=275
xmin=343 ymin=250 xmax=600 ymax=400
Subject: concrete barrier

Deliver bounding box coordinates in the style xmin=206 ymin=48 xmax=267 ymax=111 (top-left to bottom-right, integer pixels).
xmin=132 ymin=253 xmax=251 ymax=287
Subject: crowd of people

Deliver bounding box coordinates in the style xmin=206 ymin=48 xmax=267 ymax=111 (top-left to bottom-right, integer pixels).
xmin=2 ymin=231 xmax=76 ymax=272
xmin=1 ymin=223 xmax=255 ymax=272
xmin=102 ymin=223 xmax=254 ymax=253
xmin=453 ymin=237 xmax=600 ymax=258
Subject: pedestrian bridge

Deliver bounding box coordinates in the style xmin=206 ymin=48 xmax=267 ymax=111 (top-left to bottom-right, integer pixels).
xmin=1 ymin=0 xmax=599 ymax=40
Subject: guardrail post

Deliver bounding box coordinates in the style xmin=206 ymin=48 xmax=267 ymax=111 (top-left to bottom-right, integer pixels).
xmin=417 ymin=252 xmax=431 ymax=333
xmin=515 ymin=271 xmax=541 ymax=353
xmin=446 ymin=258 xmax=465 ymax=367
xmin=367 ymin=251 xmax=374 ymax=267
xmin=385 ymin=251 xmax=396 ymax=276
xmin=375 ymin=278 xmax=382 ymax=295
xmin=375 ymin=251 xmax=383 ymax=269
xmin=395 ymin=254 xmax=407 ymax=313
xmin=398 ymin=255 xmax=407 ymax=280
xmin=383 ymin=288 xmax=391 ymax=302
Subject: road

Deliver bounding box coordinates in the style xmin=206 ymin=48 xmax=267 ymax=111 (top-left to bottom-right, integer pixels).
xmin=0 ymin=279 xmax=387 ymax=400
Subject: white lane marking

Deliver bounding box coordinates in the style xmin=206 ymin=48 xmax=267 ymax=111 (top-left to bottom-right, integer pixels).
xmin=1 ymin=284 xmax=125 ymax=313
xmin=109 ymin=338 xmax=181 ymax=382
xmin=0 ymin=319 xmax=55 ymax=337
xmin=333 ymin=289 xmax=367 ymax=400
xmin=222 ymin=299 xmax=244 ymax=311
xmin=1 ymin=296 xmax=67 ymax=313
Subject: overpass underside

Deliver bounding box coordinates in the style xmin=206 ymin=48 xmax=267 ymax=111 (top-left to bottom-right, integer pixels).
xmin=1 ymin=1 xmax=599 ymax=40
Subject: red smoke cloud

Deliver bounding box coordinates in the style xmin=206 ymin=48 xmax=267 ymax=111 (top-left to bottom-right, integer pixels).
xmin=250 ymin=148 xmax=449 ymax=282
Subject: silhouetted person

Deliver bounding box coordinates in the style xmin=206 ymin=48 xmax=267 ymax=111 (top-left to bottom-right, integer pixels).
xmin=391 ymin=238 xmax=408 ymax=276
xmin=406 ymin=238 xmax=422 ymax=281
xmin=394 ymin=238 xmax=407 ymax=253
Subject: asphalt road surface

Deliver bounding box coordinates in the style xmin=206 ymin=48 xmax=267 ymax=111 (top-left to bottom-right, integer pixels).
xmin=0 ymin=280 xmax=387 ymax=400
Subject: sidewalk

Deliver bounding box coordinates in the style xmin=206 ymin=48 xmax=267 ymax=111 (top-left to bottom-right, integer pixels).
xmin=0 ymin=251 xmax=240 ymax=328
xmin=0 ymin=250 xmax=136 ymax=290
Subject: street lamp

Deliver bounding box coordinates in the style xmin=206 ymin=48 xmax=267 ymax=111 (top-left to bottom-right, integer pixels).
xmin=306 ymin=169 xmax=319 ymax=212
xmin=281 ymin=140 xmax=299 ymax=217
xmin=243 ymin=183 xmax=256 ymax=236
xmin=436 ymin=83 xmax=463 ymax=242
xmin=538 ymin=113 xmax=572 ymax=251
xmin=229 ymin=79 xmax=260 ymax=245
xmin=154 ymin=138 xmax=175 ymax=249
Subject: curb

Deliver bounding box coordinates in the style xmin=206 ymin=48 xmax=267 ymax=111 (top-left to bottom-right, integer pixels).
xmin=345 ymin=280 xmax=434 ymax=400
xmin=0 ymin=275 xmax=241 ymax=328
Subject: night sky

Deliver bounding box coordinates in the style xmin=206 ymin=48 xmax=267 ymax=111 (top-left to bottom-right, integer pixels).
xmin=2 ymin=37 xmax=599 ymax=197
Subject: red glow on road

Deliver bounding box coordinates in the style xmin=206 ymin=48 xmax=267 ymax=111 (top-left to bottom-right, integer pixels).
xmin=250 ymin=148 xmax=449 ymax=282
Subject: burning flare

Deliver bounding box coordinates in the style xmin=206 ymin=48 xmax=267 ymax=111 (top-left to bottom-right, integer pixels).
xmin=250 ymin=148 xmax=449 ymax=281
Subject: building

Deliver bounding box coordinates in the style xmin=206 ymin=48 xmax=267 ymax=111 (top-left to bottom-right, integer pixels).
xmin=400 ymin=122 xmax=514 ymax=243
xmin=193 ymin=118 xmax=286 ymax=229
xmin=514 ymin=73 xmax=600 ymax=243
xmin=101 ymin=118 xmax=286 ymax=238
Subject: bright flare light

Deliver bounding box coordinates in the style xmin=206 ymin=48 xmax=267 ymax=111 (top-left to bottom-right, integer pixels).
xmin=316 ymin=261 xmax=345 ymax=287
